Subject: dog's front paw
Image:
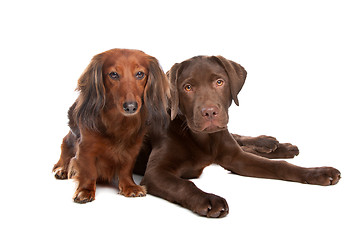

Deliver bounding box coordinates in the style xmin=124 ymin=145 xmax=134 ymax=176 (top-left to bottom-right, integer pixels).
xmin=119 ymin=184 xmax=146 ymax=197
xmin=192 ymin=193 xmax=229 ymax=218
xmin=246 ymin=135 xmax=279 ymax=153
xmin=53 ymin=167 xmax=68 ymax=180
xmin=303 ymin=167 xmax=341 ymax=186
xmin=73 ymin=189 xmax=95 ymax=204
xmin=271 ymin=143 xmax=299 ymax=159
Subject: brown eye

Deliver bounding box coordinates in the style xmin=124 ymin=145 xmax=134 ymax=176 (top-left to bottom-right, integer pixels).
xmin=135 ymin=71 xmax=145 ymax=80
xmin=184 ymin=84 xmax=192 ymax=92
xmin=216 ymin=79 xmax=224 ymax=86
xmin=109 ymin=72 xmax=120 ymax=80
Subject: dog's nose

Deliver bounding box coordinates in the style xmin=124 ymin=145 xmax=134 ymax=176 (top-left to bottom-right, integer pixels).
xmin=123 ymin=101 xmax=138 ymax=114
xmin=201 ymin=106 xmax=219 ymax=120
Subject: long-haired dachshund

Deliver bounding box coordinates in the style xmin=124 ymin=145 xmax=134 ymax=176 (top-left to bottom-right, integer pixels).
xmin=53 ymin=49 xmax=169 ymax=203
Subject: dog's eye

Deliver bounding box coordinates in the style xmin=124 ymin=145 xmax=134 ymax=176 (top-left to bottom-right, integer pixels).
xmin=216 ymin=79 xmax=224 ymax=86
xmin=135 ymin=71 xmax=145 ymax=80
xmin=184 ymin=84 xmax=192 ymax=92
xmin=109 ymin=72 xmax=120 ymax=80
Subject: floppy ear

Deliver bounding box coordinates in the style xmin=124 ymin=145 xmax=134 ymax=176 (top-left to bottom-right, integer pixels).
xmin=144 ymin=57 xmax=170 ymax=127
xmin=167 ymin=63 xmax=181 ymax=120
xmin=211 ymin=56 xmax=247 ymax=106
xmin=73 ymin=53 xmax=105 ymax=131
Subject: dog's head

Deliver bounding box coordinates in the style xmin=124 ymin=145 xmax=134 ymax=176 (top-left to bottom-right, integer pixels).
xmin=168 ymin=56 xmax=246 ymax=133
xmin=74 ymin=48 xmax=169 ymax=131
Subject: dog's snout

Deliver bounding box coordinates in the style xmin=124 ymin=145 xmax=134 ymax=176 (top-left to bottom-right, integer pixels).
xmin=123 ymin=101 xmax=138 ymax=114
xmin=201 ymin=106 xmax=219 ymax=120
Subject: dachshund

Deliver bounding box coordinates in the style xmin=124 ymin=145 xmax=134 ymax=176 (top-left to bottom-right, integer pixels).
xmin=53 ymin=49 xmax=169 ymax=203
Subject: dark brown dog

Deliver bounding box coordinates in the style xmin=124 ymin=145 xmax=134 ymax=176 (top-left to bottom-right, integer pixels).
xmin=138 ymin=55 xmax=341 ymax=218
xmin=53 ymin=49 xmax=169 ymax=203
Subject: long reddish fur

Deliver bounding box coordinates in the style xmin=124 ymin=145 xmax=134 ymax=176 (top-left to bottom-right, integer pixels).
xmin=53 ymin=49 xmax=169 ymax=203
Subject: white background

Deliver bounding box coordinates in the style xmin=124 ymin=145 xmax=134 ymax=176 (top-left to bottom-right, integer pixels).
xmin=1 ymin=0 xmax=359 ymax=239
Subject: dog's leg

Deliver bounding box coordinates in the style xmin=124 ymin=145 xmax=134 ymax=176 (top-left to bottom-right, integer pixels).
xmin=142 ymin=168 xmax=229 ymax=218
xmin=232 ymin=133 xmax=299 ymax=159
xmin=219 ymin=139 xmax=340 ymax=186
xmin=53 ymin=131 xmax=77 ymax=179
xmin=117 ymin=139 xmax=147 ymax=197
xmin=118 ymin=159 xmax=146 ymax=197
xmin=72 ymin=144 xmax=97 ymax=204
xmin=142 ymin=151 xmax=229 ymax=218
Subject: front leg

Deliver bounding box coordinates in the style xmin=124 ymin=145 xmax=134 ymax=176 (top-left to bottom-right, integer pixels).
xmin=142 ymin=155 xmax=228 ymax=218
xmin=118 ymin=158 xmax=146 ymax=197
xmin=71 ymin=152 xmax=97 ymax=203
xmin=219 ymin=143 xmax=340 ymax=186
xmin=118 ymin=141 xmax=147 ymax=197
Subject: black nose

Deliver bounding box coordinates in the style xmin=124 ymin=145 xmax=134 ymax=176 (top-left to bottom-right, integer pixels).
xmin=123 ymin=101 xmax=138 ymax=114
xmin=201 ymin=106 xmax=219 ymax=120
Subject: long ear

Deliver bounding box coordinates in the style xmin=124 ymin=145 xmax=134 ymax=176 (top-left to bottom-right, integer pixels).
xmin=73 ymin=53 xmax=105 ymax=131
xmin=167 ymin=63 xmax=181 ymax=120
xmin=211 ymin=56 xmax=247 ymax=106
xmin=144 ymin=57 xmax=170 ymax=127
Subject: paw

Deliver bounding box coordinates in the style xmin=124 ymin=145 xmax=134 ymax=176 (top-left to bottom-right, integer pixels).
xmin=249 ymin=135 xmax=279 ymax=153
xmin=303 ymin=167 xmax=341 ymax=186
xmin=192 ymin=194 xmax=229 ymax=218
xmin=119 ymin=184 xmax=146 ymax=197
xmin=53 ymin=167 xmax=68 ymax=180
xmin=73 ymin=189 xmax=95 ymax=204
xmin=272 ymin=143 xmax=299 ymax=159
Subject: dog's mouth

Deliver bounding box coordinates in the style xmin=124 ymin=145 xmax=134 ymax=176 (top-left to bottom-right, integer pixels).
xmin=122 ymin=111 xmax=140 ymax=116
xmin=202 ymin=125 xmax=227 ymax=133
xmin=190 ymin=120 xmax=227 ymax=134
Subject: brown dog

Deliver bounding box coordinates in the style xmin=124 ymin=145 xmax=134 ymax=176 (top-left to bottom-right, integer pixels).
xmin=138 ymin=55 xmax=341 ymax=217
xmin=53 ymin=49 xmax=169 ymax=203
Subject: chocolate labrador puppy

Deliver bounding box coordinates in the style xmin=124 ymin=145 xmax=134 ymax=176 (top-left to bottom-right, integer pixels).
xmin=136 ymin=55 xmax=341 ymax=218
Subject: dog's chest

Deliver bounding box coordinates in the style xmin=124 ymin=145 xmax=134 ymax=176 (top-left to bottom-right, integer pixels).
xmin=98 ymin=131 xmax=144 ymax=163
